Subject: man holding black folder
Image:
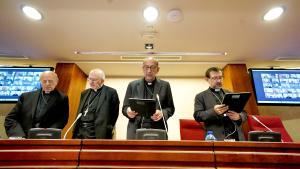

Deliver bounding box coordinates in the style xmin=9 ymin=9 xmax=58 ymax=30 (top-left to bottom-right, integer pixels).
xmin=122 ymin=57 xmax=175 ymax=139
xmin=194 ymin=67 xmax=247 ymax=141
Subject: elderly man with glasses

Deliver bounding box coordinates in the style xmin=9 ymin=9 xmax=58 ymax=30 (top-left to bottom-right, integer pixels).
xmin=72 ymin=68 xmax=119 ymax=139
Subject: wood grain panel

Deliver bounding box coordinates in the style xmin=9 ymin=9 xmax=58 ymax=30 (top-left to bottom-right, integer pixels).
xmin=223 ymin=64 xmax=259 ymax=115
xmin=55 ymin=63 xmax=87 ymax=139
xmin=215 ymin=141 xmax=300 ymax=168
xmin=0 ymin=139 xmax=81 ymax=168
xmin=80 ymin=140 xmax=214 ymax=168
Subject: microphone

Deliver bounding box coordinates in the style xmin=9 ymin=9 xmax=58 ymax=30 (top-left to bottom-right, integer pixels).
xmin=252 ymin=115 xmax=273 ymax=132
xmin=156 ymin=94 xmax=168 ymax=133
xmin=63 ymin=113 xmax=82 ymax=139
xmin=252 ymin=115 xmax=284 ymax=142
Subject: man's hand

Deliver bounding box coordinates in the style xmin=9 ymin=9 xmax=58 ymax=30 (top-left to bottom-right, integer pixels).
xmin=214 ymin=104 xmax=229 ymax=115
xmin=151 ymin=110 xmax=163 ymax=121
xmin=226 ymin=110 xmax=241 ymax=121
xmin=127 ymin=107 xmax=138 ymax=118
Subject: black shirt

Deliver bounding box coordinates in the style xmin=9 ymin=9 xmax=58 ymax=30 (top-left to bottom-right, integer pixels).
xmin=77 ymin=87 xmax=103 ymax=139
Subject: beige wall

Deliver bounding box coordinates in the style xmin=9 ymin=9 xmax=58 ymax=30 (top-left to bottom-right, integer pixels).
xmin=105 ymin=77 xmax=207 ymax=140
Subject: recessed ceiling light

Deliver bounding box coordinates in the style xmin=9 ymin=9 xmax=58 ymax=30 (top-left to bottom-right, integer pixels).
xmin=143 ymin=6 xmax=159 ymax=22
xmin=263 ymin=6 xmax=284 ymax=21
xmin=22 ymin=5 xmax=43 ymax=21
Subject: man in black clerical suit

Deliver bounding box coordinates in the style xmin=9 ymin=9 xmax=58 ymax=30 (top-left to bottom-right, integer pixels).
xmin=5 ymin=71 xmax=69 ymax=138
xmin=72 ymin=69 xmax=119 ymax=139
xmin=194 ymin=67 xmax=247 ymax=141
xmin=122 ymin=57 xmax=175 ymax=139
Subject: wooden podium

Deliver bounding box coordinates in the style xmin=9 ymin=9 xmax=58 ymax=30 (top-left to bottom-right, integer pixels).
xmin=0 ymin=139 xmax=299 ymax=168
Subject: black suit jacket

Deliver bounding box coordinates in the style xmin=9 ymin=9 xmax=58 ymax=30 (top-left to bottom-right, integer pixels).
xmin=194 ymin=88 xmax=247 ymax=141
xmin=5 ymin=89 xmax=69 ymax=138
xmin=72 ymin=85 xmax=119 ymax=139
xmin=122 ymin=78 xmax=175 ymax=139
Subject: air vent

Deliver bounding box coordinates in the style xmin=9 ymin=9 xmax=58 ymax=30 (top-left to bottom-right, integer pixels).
xmin=275 ymin=57 xmax=300 ymax=61
xmin=0 ymin=50 xmax=28 ymax=59
xmin=0 ymin=55 xmax=28 ymax=59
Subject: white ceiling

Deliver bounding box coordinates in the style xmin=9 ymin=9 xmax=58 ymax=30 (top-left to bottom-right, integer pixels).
xmin=0 ymin=0 xmax=300 ymax=77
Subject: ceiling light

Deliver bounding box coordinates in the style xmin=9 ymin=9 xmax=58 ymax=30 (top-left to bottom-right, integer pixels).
xmin=74 ymin=51 xmax=227 ymax=56
xmin=22 ymin=5 xmax=43 ymax=21
xmin=263 ymin=6 xmax=284 ymax=21
xmin=143 ymin=6 xmax=159 ymax=22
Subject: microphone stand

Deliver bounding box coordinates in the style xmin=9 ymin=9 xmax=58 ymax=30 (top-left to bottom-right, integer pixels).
xmin=63 ymin=113 xmax=82 ymax=139
xmin=156 ymin=94 xmax=168 ymax=133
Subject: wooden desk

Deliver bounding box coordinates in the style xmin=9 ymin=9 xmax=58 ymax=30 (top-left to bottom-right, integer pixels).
xmin=0 ymin=139 xmax=81 ymax=168
xmin=214 ymin=141 xmax=300 ymax=168
xmin=0 ymin=139 xmax=300 ymax=168
xmin=80 ymin=140 xmax=215 ymax=168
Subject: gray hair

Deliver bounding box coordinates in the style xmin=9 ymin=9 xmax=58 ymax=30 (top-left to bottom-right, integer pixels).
xmin=39 ymin=71 xmax=59 ymax=82
xmin=89 ymin=68 xmax=106 ymax=80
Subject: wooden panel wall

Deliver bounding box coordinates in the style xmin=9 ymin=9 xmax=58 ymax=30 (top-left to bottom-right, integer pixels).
xmin=55 ymin=63 xmax=87 ymax=139
xmin=223 ymin=64 xmax=259 ymax=139
xmin=223 ymin=64 xmax=259 ymax=115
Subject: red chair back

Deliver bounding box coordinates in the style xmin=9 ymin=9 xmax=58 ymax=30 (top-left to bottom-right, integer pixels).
xmin=179 ymin=119 xmax=205 ymax=140
xmin=248 ymin=115 xmax=293 ymax=142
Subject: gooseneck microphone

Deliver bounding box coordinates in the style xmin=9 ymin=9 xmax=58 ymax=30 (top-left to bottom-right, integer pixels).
xmin=252 ymin=115 xmax=284 ymax=142
xmin=156 ymin=94 xmax=168 ymax=133
xmin=252 ymin=115 xmax=273 ymax=132
xmin=63 ymin=113 xmax=82 ymax=139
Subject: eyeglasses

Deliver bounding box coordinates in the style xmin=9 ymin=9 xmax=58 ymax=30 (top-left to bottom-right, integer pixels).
xmin=87 ymin=77 xmax=100 ymax=82
xmin=143 ymin=65 xmax=158 ymax=71
xmin=41 ymin=80 xmax=55 ymax=84
xmin=210 ymin=76 xmax=223 ymax=81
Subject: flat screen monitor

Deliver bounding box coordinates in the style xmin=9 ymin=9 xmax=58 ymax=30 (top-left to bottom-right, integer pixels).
xmin=0 ymin=67 xmax=54 ymax=103
xmin=248 ymin=68 xmax=300 ymax=105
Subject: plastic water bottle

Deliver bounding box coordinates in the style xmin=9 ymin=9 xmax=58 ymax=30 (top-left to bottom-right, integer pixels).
xmin=205 ymin=130 xmax=217 ymax=141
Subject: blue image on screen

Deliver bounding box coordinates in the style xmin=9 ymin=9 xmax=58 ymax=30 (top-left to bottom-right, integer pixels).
xmin=250 ymin=69 xmax=300 ymax=105
xmin=0 ymin=67 xmax=53 ymax=103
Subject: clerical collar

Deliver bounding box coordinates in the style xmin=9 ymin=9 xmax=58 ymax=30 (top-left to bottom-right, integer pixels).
xmin=209 ymin=87 xmax=222 ymax=93
xmin=144 ymin=78 xmax=156 ymax=86
xmin=92 ymin=85 xmax=103 ymax=92
xmin=42 ymin=90 xmax=54 ymax=95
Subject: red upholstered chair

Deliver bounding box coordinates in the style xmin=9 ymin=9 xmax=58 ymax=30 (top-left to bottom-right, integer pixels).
xmin=179 ymin=119 xmax=205 ymax=140
xmin=247 ymin=115 xmax=293 ymax=142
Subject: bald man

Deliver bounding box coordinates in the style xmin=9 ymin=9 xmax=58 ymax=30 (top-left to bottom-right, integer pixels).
xmin=5 ymin=71 xmax=69 ymax=138
xmin=72 ymin=69 xmax=119 ymax=139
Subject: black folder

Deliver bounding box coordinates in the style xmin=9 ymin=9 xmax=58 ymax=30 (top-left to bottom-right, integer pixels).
xmin=129 ymin=98 xmax=156 ymax=118
xmin=221 ymin=92 xmax=251 ymax=113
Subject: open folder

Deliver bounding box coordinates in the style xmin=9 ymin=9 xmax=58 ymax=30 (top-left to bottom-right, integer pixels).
xmin=221 ymin=92 xmax=251 ymax=113
xmin=129 ymin=98 xmax=156 ymax=118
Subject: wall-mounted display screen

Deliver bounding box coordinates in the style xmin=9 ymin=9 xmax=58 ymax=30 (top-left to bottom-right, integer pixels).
xmin=0 ymin=67 xmax=54 ymax=103
xmin=249 ymin=68 xmax=300 ymax=105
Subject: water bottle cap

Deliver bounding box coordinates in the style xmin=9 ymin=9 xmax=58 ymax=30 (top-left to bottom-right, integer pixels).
xmin=207 ymin=131 xmax=213 ymax=134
